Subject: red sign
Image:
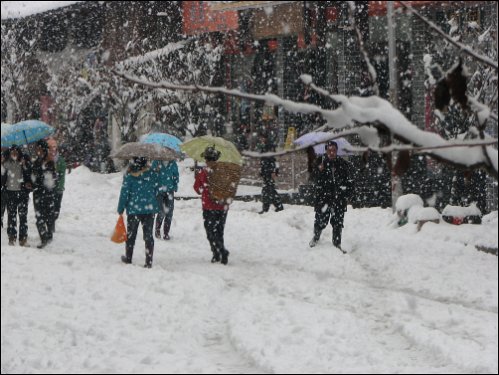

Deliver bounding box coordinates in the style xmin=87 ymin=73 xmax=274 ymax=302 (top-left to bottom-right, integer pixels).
xmin=183 ymin=1 xmax=238 ymax=36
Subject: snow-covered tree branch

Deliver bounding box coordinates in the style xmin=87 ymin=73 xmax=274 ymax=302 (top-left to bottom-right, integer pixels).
xmin=113 ymin=69 xmax=498 ymax=179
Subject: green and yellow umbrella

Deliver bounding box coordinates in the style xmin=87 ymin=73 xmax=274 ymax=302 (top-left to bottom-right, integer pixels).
xmin=181 ymin=135 xmax=243 ymax=165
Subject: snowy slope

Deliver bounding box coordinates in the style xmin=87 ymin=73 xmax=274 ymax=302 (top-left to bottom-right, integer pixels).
xmin=1 ymin=162 xmax=497 ymax=373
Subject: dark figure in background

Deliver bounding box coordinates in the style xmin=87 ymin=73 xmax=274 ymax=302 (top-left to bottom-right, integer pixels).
xmin=259 ymin=144 xmax=283 ymax=214
xmin=117 ymin=157 xmax=160 ymax=268
xmin=32 ymin=140 xmax=58 ymax=249
xmin=2 ymin=145 xmax=32 ymax=246
xmin=309 ymin=141 xmax=354 ymax=252
xmin=235 ymin=125 xmax=249 ymax=151
xmin=1 ymin=149 xmax=8 ymax=228
xmin=52 ymin=146 xmax=67 ymax=232
xmin=307 ymin=146 xmax=319 ymax=183
xmin=93 ymin=116 xmax=108 ymax=172
xmin=194 ymin=147 xmax=230 ymax=265
xmin=154 ymin=160 xmax=179 ymax=240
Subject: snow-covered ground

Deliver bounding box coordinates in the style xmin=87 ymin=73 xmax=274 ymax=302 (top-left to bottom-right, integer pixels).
xmin=1 ymin=161 xmax=498 ymax=373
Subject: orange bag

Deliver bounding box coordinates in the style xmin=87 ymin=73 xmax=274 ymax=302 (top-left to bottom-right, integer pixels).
xmin=111 ymin=215 xmax=127 ymax=243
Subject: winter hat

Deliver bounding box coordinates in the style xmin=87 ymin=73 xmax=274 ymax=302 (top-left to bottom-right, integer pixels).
xmin=9 ymin=144 xmax=20 ymax=154
xmin=129 ymin=157 xmax=148 ymax=172
xmin=36 ymin=140 xmax=49 ymax=157
xmin=201 ymin=146 xmax=220 ymax=162
xmin=325 ymin=141 xmax=338 ymax=150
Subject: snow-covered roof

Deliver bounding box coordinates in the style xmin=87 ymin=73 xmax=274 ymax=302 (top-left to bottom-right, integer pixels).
xmin=1 ymin=1 xmax=82 ymax=20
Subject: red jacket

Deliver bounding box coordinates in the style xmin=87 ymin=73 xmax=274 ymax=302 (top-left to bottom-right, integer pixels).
xmin=194 ymin=168 xmax=227 ymax=211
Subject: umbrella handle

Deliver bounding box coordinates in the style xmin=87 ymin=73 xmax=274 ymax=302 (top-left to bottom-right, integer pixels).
xmin=23 ymin=130 xmax=29 ymax=145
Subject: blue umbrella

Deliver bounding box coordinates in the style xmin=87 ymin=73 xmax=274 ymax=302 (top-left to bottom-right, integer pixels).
xmin=1 ymin=120 xmax=54 ymax=147
xmin=141 ymin=133 xmax=182 ymax=153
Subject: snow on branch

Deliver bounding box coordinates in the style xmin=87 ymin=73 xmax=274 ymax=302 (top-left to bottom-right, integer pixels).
xmin=399 ymin=1 xmax=498 ymax=70
xmin=118 ymin=40 xmax=187 ymax=68
xmin=114 ymin=69 xmax=499 ymax=179
xmin=243 ymin=129 xmax=497 ymax=158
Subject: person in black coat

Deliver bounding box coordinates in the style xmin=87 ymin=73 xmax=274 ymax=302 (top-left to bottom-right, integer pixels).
xmin=2 ymin=145 xmax=32 ymax=246
xmin=1 ymin=149 xmax=8 ymax=228
xmin=259 ymin=144 xmax=283 ymax=214
xmin=309 ymin=141 xmax=354 ymax=251
xmin=32 ymin=140 xmax=58 ymax=249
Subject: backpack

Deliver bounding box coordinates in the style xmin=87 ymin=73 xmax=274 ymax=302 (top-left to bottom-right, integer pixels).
xmin=207 ymin=162 xmax=242 ymax=205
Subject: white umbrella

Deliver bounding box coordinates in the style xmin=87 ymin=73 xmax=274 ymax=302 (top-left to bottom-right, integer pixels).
xmin=294 ymin=132 xmax=353 ymax=156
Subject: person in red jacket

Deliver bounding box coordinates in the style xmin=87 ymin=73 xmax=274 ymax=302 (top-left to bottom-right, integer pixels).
xmin=194 ymin=146 xmax=230 ymax=265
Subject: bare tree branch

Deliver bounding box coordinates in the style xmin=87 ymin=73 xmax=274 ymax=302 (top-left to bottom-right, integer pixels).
xmin=346 ymin=1 xmax=379 ymax=96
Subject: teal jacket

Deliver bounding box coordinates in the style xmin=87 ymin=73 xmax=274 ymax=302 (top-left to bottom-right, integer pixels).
xmin=117 ymin=166 xmax=160 ymax=215
xmin=152 ymin=160 xmax=179 ymax=193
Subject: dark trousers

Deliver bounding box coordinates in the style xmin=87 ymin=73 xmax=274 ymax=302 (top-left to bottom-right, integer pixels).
xmin=156 ymin=192 xmax=174 ymax=234
xmin=33 ymin=191 xmax=55 ymax=244
xmin=1 ymin=189 xmax=6 ymax=226
xmin=125 ymin=214 xmax=155 ymax=266
xmin=54 ymin=191 xmax=64 ymax=222
xmin=6 ymin=190 xmax=29 ymax=241
xmin=261 ymin=181 xmax=283 ymax=212
xmin=314 ymin=202 xmax=346 ymax=247
xmin=203 ymin=210 xmax=228 ymax=257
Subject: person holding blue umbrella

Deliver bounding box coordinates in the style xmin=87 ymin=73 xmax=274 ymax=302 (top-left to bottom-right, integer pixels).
xmin=31 ymin=140 xmax=57 ymax=249
xmin=141 ymin=133 xmax=182 ymax=240
xmin=2 ymin=145 xmax=32 ymax=246
xmin=153 ymin=159 xmax=179 ymax=240
xmin=1 ymin=120 xmax=54 ymax=147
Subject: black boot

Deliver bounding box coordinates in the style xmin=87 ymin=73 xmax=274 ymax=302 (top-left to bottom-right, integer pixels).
xmin=309 ymin=229 xmax=321 ymax=247
xmin=145 ymin=244 xmax=154 ymax=268
xmin=122 ymin=244 xmax=133 ymax=264
xmin=37 ymin=240 xmax=48 ymax=249
xmin=259 ymin=203 xmax=270 ymax=214
xmin=333 ymin=226 xmax=346 ymax=253
xmin=332 ymin=226 xmax=342 ymax=247
xmin=163 ymin=222 xmax=171 ymax=240
xmin=221 ymin=249 xmax=230 ymax=265
xmin=211 ymin=250 xmax=221 ymax=263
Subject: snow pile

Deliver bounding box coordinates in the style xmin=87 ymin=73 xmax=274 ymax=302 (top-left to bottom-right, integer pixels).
xmin=395 ymin=194 xmax=424 ymax=212
xmin=408 ymin=206 xmax=440 ymax=223
xmin=442 ymin=203 xmax=482 ymax=217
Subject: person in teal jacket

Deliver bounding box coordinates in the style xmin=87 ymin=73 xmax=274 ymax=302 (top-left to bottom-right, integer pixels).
xmin=117 ymin=157 xmax=160 ymax=268
xmin=153 ymin=160 xmax=179 ymax=240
